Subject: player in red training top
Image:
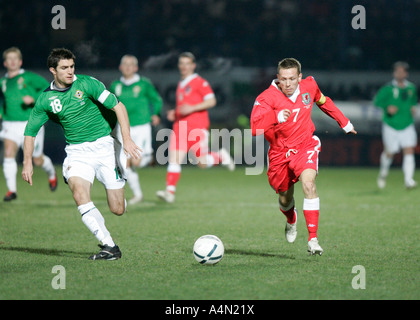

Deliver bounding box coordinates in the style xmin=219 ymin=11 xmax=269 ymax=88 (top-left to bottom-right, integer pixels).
xmin=156 ymin=52 xmax=234 ymax=203
xmin=251 ymin=58 xmax=357 ymax=255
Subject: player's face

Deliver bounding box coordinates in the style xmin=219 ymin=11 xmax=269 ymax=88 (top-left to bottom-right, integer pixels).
xmin=277 ymin=68 xmax=302 ymax=96
xmin=50 ymin=59 xmax=75 ymax=88
xmin=393 ymin=66 xmax=408 ymax=83
xmin=178 ymin=57 xmax=196 ymax=79
xmin=119 ymin=57 xmax=138 ymax=78
xmin=3 ymin=52 xmax=22 ymax=73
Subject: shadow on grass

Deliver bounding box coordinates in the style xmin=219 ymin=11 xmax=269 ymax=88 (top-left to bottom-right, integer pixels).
xmin=0 ymin=245 xmax=92 ymax=259
xmin=226 ymin=249 xmax=295 ymax=260
xmin=124 ymin=200 xmax=179 ymax=213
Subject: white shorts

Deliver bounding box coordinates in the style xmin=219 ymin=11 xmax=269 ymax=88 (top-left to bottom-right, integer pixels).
xmin=0 ymin=121 xmax=45 ymax=158
xmin=382 ymin=123 xmax=418 ymax=154
xmin=114 ymin=123 xmax=153 ymax=155
xmin=62 ymin=135 xmax=126 ymax=190
xmin=132 ymin=123 xmax=153 ymax=156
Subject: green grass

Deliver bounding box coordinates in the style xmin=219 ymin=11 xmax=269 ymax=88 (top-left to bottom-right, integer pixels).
xmin=0 ymin=165 xmax=419 ymax=300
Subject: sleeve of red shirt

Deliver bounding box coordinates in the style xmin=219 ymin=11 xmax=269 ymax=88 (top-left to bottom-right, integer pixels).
xmin=250 ymin=96 xmax=277 ymax=136
xmin=317 ymin=96 xmax=351 ymax=129
xmin=199 ymin=78 xmax=215 ymax=99
xmin=310 ymin=76 xmax=351 ymax=130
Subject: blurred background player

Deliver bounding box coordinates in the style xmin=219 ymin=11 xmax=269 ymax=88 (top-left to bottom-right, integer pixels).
xmin=0 ymin=47 xmax=57 ymax=202
xmin=22 ymin=48 xmax=141 ymax=260
xmin=374 ymin=61 xmax=418 ymax=189
xmin=251 ymin=58 xmax=357 ymax=255
xmin=156 ymin=52 xmax=234 ymax=203
xmin=110 ymin=55 xmax=163 ymax=204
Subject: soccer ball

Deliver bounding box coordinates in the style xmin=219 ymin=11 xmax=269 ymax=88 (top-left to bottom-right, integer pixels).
xmin=193 ymin=235 xmax=224 ymax=265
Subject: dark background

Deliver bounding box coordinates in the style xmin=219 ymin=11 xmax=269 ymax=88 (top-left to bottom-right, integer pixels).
xmin=1 ymin=0 xmax=419 ymax=70
xmin=1 ymin=0 xmax=419 ymax=166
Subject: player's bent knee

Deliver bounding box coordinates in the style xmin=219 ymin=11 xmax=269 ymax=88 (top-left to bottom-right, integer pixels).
xmin=109 ymin=202 xmax=125 ymax=216
xmin=302 ymin=180 xmax=317 ymax=197
xmin=32 ymin=156 xmax=44 ymax=167
xmin=111 ymin=208 xmax=125 ymax=216
xmin=278 ymin=198 xmax=292 ymax=209
xmin=106 ymin=188 xmax=126 ymax=215
xmin=107 ymin=196 xmax=126 ymax=216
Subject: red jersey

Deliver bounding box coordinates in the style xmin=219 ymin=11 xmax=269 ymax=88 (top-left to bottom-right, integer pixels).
xmin=175 ymin=73 xmax=215 ymax=129
xmin=251 ymin=76 xmax=352 ymax=152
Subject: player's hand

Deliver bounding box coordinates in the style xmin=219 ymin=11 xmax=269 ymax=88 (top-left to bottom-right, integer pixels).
xmin=123 ymin=138 xmax=142 ymax=160
xmin=22 ymin=95 xmax=35 ymax=105
xmin=347 ymin=128 xmax=358 ymax=135
xmin=387 ymin=105 xmax=398 ymax=116
xmin=278 ymin=109 xmax=291 ymax=123
xmin=22 ymin=161 xmax=34 ymax=186
xmin=283 ymin=109 xmax=291 ymax=121
xmin=178 ymin=104 xmax=193 ymax=116
xmin=151 ymin=115 xmax=160 ymax=126
xmin=411 ymin=106 xmax=416 ymax=117
xmin=167 ymin=109 xmax=176 ymax=122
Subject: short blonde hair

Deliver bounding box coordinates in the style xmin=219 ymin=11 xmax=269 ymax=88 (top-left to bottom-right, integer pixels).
xmin=3 ymin=47 xmax=22 ymax=61
xmin=179 ymin=52 xmax=196 ymax=63
xmin=120 ymin=54 xmax=138 ymax=66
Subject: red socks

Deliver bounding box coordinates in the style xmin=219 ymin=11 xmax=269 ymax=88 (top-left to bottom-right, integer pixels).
xmin=281 ymin=198 xmax=320 ymax=241
xmin=164 ymin=152 xmax=221 ymax=194
xmin=303 ymin=198 xmax=320 ymax=241
xmin=166 ymin=172 xmax=180 ymax=193
xmin=166 ymin=163 xmax=181 ymax=194
xmin=279 ymin=199 xmax=296 ymax=224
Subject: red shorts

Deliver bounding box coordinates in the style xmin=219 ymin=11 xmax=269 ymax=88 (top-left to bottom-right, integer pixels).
xmin=267 ymin=136 xmax=321 ymax=193
xmin=169 ymin=121 xmax=209 ymax=158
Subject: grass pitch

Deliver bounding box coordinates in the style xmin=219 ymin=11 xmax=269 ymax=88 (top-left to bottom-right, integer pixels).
xmin=0 ymin=165 xmax=419 ymax=300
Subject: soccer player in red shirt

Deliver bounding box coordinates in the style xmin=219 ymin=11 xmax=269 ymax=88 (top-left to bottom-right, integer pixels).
xmin=251 ymin=58 xmax=357 ymax=255
xmin=156 ymin=52 xmax=234 ymax=203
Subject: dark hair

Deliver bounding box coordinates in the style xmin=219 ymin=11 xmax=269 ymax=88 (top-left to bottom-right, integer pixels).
xmin=277 ymin=58 xmax=301 ymax=74
xmin=47 ymin=48 xmax=76 ymax=69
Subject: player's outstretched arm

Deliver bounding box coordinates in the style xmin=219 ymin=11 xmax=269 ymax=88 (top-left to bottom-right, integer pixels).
xmin=316 ymin=94 xmax=357 ymax=135
xmin=112 ymin=102 xmax=142 ymax=159
xmin=22 ymin=136 xmax=36 ymax=186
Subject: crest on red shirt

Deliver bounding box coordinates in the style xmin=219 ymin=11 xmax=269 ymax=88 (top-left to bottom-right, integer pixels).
xmin=302 ymin=93 xmax=311 ymax=106
xmin=185 ymin=85 xmax=191 ymax=95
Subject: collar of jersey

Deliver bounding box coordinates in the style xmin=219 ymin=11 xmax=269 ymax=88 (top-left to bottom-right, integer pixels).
xmin=392 ymin=79 xmax=409 ymax=88
xmin=179 ymin=73 xmax=198 ymax=88
xmin=120 ymin=73 xmax=140 ymax=86
xmin=271 ymin=79 xmax=300 ymax=102
xmin=50 ymin=74 xmax=77 ymax=91
xmin=5 ymin=68 xmax=25 ymax=78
